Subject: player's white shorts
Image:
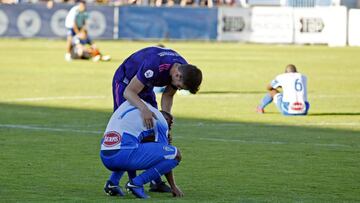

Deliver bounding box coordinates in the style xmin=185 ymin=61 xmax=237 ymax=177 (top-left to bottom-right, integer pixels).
xmin=274 ymin=93 xmax=310 ymax=116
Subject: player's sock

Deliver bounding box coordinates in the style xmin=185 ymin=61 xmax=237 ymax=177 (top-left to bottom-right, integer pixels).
xmin=152 ymin=177 xmax=163 ymax=185
xmin=132 ymin=159 xmax=179 ymax=186
xmin=127 ymin=170 xmax=136 ymax=180
xmin=259 ymin=93 xmax=273 ymax=109
xmin=109 ymin=171 xmax=124 ymax=186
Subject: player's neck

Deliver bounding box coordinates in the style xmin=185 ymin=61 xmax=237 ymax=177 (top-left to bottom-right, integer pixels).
xmin=170 ymin=63 xmax=180 ymax=75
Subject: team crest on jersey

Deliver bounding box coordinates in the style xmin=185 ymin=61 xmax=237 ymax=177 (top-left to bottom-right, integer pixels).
xmin=144 ymin=70 xmax=154 ymax=78
xmin=163 ymin=146 xmax=175 ymax=152
xmin=103 ymin=131 xmax=121 ymax=147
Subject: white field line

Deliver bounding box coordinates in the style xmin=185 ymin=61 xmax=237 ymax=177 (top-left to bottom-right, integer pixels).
xmin=0 ymin=124 xmax=102 ymax=134
xmin=177 ymin=122 xmax=360 ymax=127
xmin=2 ymin=96 xmax=106 ymax=102
xmin=0 ymin=124 xmax=357 ymax=148
xmin=2 ymin=94 xmax=360 ymax=102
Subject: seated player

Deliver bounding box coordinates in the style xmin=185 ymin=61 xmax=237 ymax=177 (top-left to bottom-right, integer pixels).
xmin=100 ymin=101 xmax=183 ymax=199
xmin=70 ymin=29 xmax=111 ymax=62
xmin=257 ymin=64 xmax=310 ymax=115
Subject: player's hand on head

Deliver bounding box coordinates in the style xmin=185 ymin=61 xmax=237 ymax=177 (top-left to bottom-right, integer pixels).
xmin=141 ymin=107 xmax=157 ymax=129
xmin=171 ymin=186 xmax=184 ymax=198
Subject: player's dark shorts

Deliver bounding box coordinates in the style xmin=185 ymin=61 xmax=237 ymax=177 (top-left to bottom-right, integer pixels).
xmin=67 ymin=28 xmax=76 ymax=37
xmin=112 ymin=65 xmax=157 ymax=112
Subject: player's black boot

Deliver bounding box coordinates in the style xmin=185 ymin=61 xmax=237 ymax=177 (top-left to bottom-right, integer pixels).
xmin=104 ymin=180 xmax=125 ymax=196
xmin=149 ymin=180 xmax=172 ymax=193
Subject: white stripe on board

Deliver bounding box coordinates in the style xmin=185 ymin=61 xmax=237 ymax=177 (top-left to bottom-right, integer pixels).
xmin=0 ymin=124 xmax=356 ymax=148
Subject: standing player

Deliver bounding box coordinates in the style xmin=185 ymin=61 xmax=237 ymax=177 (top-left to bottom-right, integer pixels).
xmin=109 ymin=45 xmax=202 ymax=193
xmin=100 ymin=101 xmax=183 ymax=199
xmin=257 ymin=64 xmax=310 ymax=115
xmin=64 ymin=0 xmax=88 ymax=61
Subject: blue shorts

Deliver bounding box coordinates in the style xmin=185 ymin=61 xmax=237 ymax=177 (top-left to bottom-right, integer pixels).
xmin=274 ymin=93 xmax=310 ymax=116
xmin=67 ymin=28 xmax=76 ymax=37
xmin=100 ymin=143 xmax=177 ymax=172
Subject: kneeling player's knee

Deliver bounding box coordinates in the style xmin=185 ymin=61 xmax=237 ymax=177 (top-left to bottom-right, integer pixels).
xmin=175 ymin=149 xmax=182 ymax=162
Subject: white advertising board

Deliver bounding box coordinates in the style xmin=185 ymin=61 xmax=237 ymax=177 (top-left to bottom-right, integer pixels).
xmin=348 ymin=9 xmax=360 ymax=46
xmin=249 ymin=7 xmax=294 ymax=44
xmin=293 ymin=6 xmax=347 ymax=46
xmin=217 ymin=7 xmax=251 ymax=41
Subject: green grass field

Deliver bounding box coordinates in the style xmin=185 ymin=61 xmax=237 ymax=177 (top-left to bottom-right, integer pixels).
xmin=0 ymin=39 xmax=359 ymax=202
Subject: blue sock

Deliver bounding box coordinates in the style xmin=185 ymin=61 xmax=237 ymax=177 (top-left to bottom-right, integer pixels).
xmin=259 ymin=93 xmax=273 ymax=109
xmin=109 ymin=171 xmax=125 ymax=186
xmin=132 ymin=159 xmax=179 ymax=186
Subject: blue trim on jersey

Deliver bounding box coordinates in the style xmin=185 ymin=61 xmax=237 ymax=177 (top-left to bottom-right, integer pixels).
xmin=120 ymin=107 xmax=137 ymax=119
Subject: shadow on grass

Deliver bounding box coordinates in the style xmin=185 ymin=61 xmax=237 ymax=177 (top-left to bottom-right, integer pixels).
xmin=0 ymin=102 xmax=359 ymax=146
xmin=309 ymin=112 xmax=360 ymax=116
xmin=0 ymin=102 xmax=359 ymax=202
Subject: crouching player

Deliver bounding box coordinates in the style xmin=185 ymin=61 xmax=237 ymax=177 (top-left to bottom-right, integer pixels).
xmin=100 ymin=101 xmax=183 ymax=199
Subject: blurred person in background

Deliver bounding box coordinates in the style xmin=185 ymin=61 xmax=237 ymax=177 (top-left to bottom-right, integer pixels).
xmin=64 ymin=0 xmax=88 ymax=61
xmin=257 ymin=64 xmax=310 ymax=115
xmin=70 ymin=29 xmax=111 ymax=62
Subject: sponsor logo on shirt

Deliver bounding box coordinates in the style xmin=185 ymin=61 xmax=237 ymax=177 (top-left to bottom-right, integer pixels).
xmin=103 ymin=131 xmax=121 ymax=147
xmin=158 ymin=51 xmax=180 ymax=57
xmin=290 ymin=102 xmax=304 ymax=111
xmin=144 ymin=70 xmax=154 ymax=78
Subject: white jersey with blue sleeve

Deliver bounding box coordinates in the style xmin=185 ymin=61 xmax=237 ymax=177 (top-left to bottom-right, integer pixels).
xmin=271 ymin=73 xmax=309 ymax=114
xmin=101 ymin=101 xmax=169 ymax=151
xmin=65 ymin=6 xmax=79 ymax=29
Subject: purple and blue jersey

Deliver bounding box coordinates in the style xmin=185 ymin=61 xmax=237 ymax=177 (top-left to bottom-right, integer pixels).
xmin=112 ymin=46 xmax=188 ymax=111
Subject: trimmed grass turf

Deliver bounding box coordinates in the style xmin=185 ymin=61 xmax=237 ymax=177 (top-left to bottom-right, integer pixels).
xmin=0 ymin=39 xmax=359 ymax=202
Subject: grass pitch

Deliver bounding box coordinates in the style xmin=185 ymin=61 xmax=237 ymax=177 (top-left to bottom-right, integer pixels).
xmin=0 ymin=39 xmax=359 ymax=202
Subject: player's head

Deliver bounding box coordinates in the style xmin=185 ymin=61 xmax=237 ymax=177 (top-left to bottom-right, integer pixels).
xmin=77 ymin=0 xmax=86 ymax=11
xmin=160 ymin=110 xmax=173 ymax=130
xmin=285 ymin=64 xmax=297 ymax=73
xmin=171 ymin=64 xmax=202 ymax=94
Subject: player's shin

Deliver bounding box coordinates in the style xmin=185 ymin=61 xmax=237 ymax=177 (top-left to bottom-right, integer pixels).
xmin=259 ymin=93 xmax=273 ymax=109
xmin=109 ymin=171 xmax=125 ymax=186
xmin=132 ymin=159 xmax=179 ymax=186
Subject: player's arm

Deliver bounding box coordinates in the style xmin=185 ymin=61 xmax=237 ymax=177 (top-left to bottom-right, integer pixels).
xmin=164 ymin=170 xmax=184 ymax=197
xmin=266 ymin=84 xmax=275 ymax=91
xmin=72 ymin=22 xmax=80 ymax=34
xmin=161 ymin=85 xmax=177 ymax=113
xmin=268 ymin=80 xmax=281 ymax=97
xmin=124 ymin=76 xmax=156 ymax=129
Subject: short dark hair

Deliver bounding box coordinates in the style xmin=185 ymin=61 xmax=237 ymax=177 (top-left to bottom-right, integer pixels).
xmin=285 ymin=64 xmax=297 ymax=73
xmin=179 ymin=64 xmax=202 ymax=94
